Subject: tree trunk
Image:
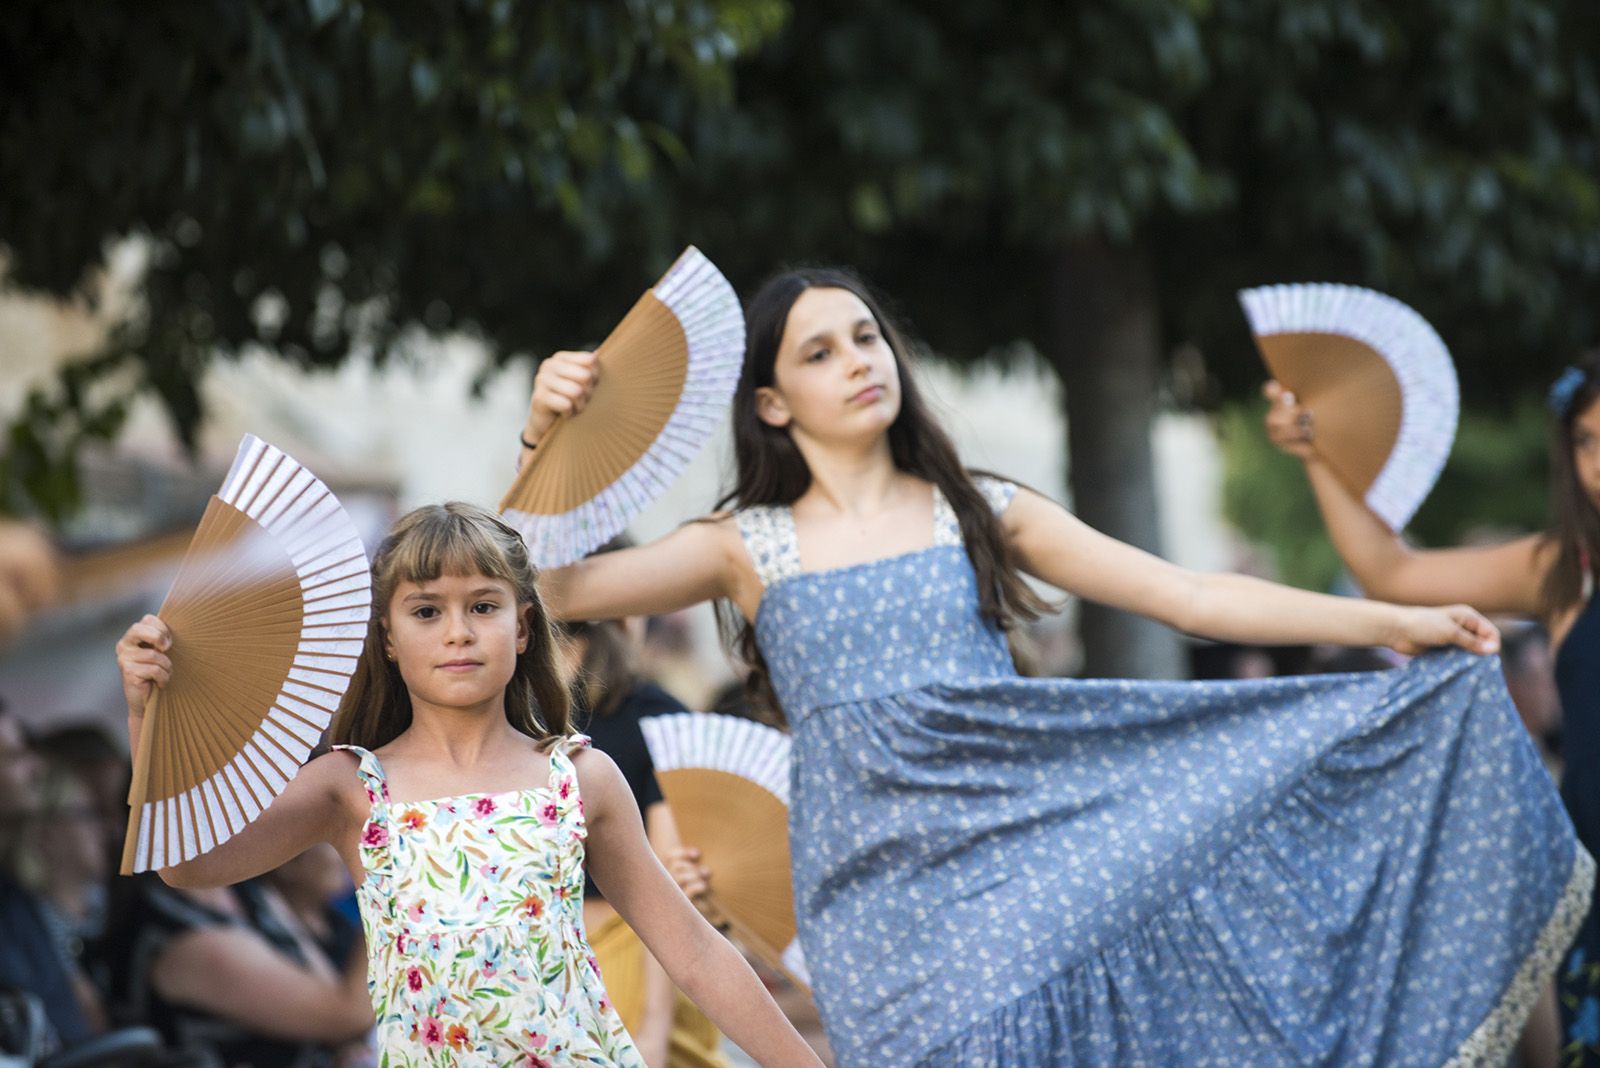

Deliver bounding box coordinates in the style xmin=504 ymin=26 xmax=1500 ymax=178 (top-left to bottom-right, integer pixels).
xmin=1044 ymin=239 xmax=1187 ymax=679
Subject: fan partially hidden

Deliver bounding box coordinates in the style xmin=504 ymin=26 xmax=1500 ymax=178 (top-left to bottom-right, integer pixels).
xmin=121 ymin=434 xmax=371 ymax=874
xmin=639 ymin=712 xmax=809 ymax=990
xmin=1239 ymin=283 xmax=1459 ymax=532
xmin=500 ymin=246 xmax=744 ymax=568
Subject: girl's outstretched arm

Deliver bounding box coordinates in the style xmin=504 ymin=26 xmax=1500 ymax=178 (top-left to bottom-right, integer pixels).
xmin=1002 ymin=491 xmax=1500 ymax=656
xmin=538 ymin=516 xmax=761 ymax=623
xmin=1263 ymin=380 xmax=1550 ymax=616
xmin=575 ymin=749 xmax=824 ymax=1068
xmin=116 ymin=615 xmax=367 ymax=887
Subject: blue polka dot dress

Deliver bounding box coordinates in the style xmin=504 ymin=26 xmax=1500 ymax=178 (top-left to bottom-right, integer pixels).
xmin=734 ymin=477 xmax=1593 ymax=1067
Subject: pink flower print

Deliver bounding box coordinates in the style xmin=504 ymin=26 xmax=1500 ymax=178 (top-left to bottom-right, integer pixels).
xmin=407 ymin=901 xmax=426 ymax=923
xmin=526 ymin=1030 xmax=549 ymax=1048
xmin=587 ymin=954 xmax=600 ymax=975
xmin=361 ymin=822 xmax=388 ymax=848
xmin=473 ymin=796 xmax=497 ymax=817
xmin=558 ymin=778 xmax=572 ymax=800
xmin=479 ymin=862 xmax=500 ymax=879
xmin=538 ymin=800 xmax=560 ymax=826
xmin=395 ymin=931 xmax=407 ymax=953
xmin=522 ymin=1056 xmax=553 ymax=1068
xmin=598 ymin=994 xmax=612 ymax=1014
xmin=577 ymin=797 xmax=585 ymax=817
xmin=420 ymin=1017 xmax=445 ymax=1048
xmin=363 ymin=786 xmax=377 ymax=804
xmin=406 ymin=966 xmax=424 ymax=993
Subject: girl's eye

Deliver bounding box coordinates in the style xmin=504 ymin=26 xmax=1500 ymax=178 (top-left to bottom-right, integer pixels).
xmin=473 ymin=602 xmax=499 ymax=614
xmin=413 ymin=605 xmax=438 ymax=620
xmin=858 ymin=331 xmax=879 ymax=345
xmin=805 ymin=347 xmax=828 ymax=363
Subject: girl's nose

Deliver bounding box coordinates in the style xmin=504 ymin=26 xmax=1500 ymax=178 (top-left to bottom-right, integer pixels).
xmin=444 ymin=610 xmax=475 ymax=642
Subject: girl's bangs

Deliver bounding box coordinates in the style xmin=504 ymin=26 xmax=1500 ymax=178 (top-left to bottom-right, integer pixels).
xmin=389 ymin=512 xmax=517 ymax=588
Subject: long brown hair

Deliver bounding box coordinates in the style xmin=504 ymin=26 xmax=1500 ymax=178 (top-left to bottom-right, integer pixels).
xmin=1540 ymin=352 xmax=1600 ymax=623
xmin=331 ymin=502 xmax=571 ymax=750
xmin=716 ymin=267 xmax=1050 ymax=715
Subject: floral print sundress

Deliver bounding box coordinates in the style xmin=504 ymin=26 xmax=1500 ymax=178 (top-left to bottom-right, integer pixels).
xmin=334 ymin=736 xmax=645 ymax=1068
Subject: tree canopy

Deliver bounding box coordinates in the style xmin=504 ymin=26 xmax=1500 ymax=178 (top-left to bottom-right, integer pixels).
xmin=0 ymin=0 xmax=783 ymax=516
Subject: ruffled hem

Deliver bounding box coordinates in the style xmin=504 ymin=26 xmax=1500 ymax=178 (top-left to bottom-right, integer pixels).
xmin=1444 ymin=845 xmax=1595 ymax=1067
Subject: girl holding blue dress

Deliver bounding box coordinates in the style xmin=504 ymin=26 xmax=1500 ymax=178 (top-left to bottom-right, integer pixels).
xmin=526 ymin=267 xmax=1592 ymax=1067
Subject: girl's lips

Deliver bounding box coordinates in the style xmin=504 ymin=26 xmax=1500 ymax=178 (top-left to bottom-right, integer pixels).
xmin=849 ymin=385 xmax=884 ymax=404
xmin=437 ymin=660 xmax=483 ymax=671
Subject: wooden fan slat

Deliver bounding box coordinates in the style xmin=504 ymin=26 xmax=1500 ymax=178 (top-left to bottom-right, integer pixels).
xmin=500 ymin=294 xmax=688 ymax=516
xmin=657 ymin=769 xmax=795 ymax=955
xmin=152 ymin=668 xmax=262 ymax=802
xmin=129 ymin=508 xmax=305 ymax=808
xmin=1256 ymin=332 xmax=1402 ymax=499
xmin=161 ymin=501 xmax=252 ymax=614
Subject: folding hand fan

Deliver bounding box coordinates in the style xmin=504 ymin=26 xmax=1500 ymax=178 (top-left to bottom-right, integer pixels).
xmin=1239 ymin=283 xmax=1459 ymax=532
xmin=639 ymin=712 xmax=809 ymax=990
xmin=121 ymin=434 xmax=371 ymax=874
xmin=500 ymin=246 xmax=744 ymax=568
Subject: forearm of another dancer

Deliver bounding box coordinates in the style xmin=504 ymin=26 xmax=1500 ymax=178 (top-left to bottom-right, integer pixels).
xmin=1264 ymin=380 xmax=1547 ymax=617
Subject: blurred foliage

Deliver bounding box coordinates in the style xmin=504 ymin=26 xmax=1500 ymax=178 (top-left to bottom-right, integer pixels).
xmin=656 ymin=0 xmax=1600 ymax=394
xmin=1219 ymin=396 xmax=1554 ymax=590
xmin=2 ymin=0 xmax=1598 ymax=539
xmin=0 ymin=0 xmax=784 ymax=515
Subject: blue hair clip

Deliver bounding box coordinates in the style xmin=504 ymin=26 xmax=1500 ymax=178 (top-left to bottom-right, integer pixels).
xmin=1548 ymin=367 xmax=1587 ymax=417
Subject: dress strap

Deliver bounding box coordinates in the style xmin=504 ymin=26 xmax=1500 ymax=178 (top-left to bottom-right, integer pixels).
xmin=331 ymin=744 xmax=394 ymax=874
xmin=547 ymin=733 xmax=590 ymax=814
xmin=331 ymin=743 xmax=390 ymax=806
xmin=734 ymin=505 xmax=803 ymax=589
xmin=933 ymin=477 xmax=1019 ymax=547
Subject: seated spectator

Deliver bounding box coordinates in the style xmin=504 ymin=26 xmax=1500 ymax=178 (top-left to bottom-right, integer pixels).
xmin=0 ymin=698 xmax=93 ymax=1051
xmin=95 ymin=871 xmax=373 ymax=1068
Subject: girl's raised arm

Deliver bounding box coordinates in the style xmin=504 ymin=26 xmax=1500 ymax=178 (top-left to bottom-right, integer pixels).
xmin=575 ymin=749 xmax=824 ymax=1068
xmin=1264 ymin=380 xmax=1549 ymax=618
xmin=1001 ymin=489 xmax=1499 ymax=656
xmin=116 ymin=615 xmax=365 ymax=888
xmin=539 ymin=516 xmax=760 ymax=623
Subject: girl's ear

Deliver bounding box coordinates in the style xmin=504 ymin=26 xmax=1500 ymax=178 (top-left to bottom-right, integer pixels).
xmin=755 ymin=386 xmax=791 ymax=429
xmin=380 ymin=621 xmax=396 ymax=663
xmin=516 ymin=604 xmax=531 ymax=655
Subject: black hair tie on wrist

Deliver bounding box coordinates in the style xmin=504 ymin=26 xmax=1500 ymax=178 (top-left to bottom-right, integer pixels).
xmin=519 ymin=432 xmax=539 ymax=451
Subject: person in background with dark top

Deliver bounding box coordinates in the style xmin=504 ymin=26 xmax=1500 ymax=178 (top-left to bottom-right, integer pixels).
xmin=10 ymin=758 xmax=111 ymax=1035
xmin=1265 ymin=357 xmax=1600 ymax=1066
xmin=94 ymin=870 xmax=373 ymax=1068
xmin=31 ymin=722 xmax=132 ymax=872
xmin=0 ymin=698 xmax=94 ymax=1052
xmin=559 ymin=605 xmax=730 ymax=1068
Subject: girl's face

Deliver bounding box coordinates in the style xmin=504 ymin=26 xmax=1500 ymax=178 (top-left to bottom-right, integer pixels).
xmin=756 ymin=287 xmax=901 ymax=445
xmin=1573 ymin=396 xmax=1600 ymax=512
xmin=383 ymin=572 xmax=529 ymax=714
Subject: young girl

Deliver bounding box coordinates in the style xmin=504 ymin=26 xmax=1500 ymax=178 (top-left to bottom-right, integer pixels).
xmin=521 ymin=267 xmax=1591 ymax=1067
xmin=114 ymin=502 xmax=824 ymax=1068
xmin=1265 ymin=356 xmax=1600 ymax=1065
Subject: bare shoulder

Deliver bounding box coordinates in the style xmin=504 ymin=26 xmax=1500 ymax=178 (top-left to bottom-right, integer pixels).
xmin=567 ymin=745 xmax=628 ymax=813
xmin=298 ymin=749 xmax=372 ymax=816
